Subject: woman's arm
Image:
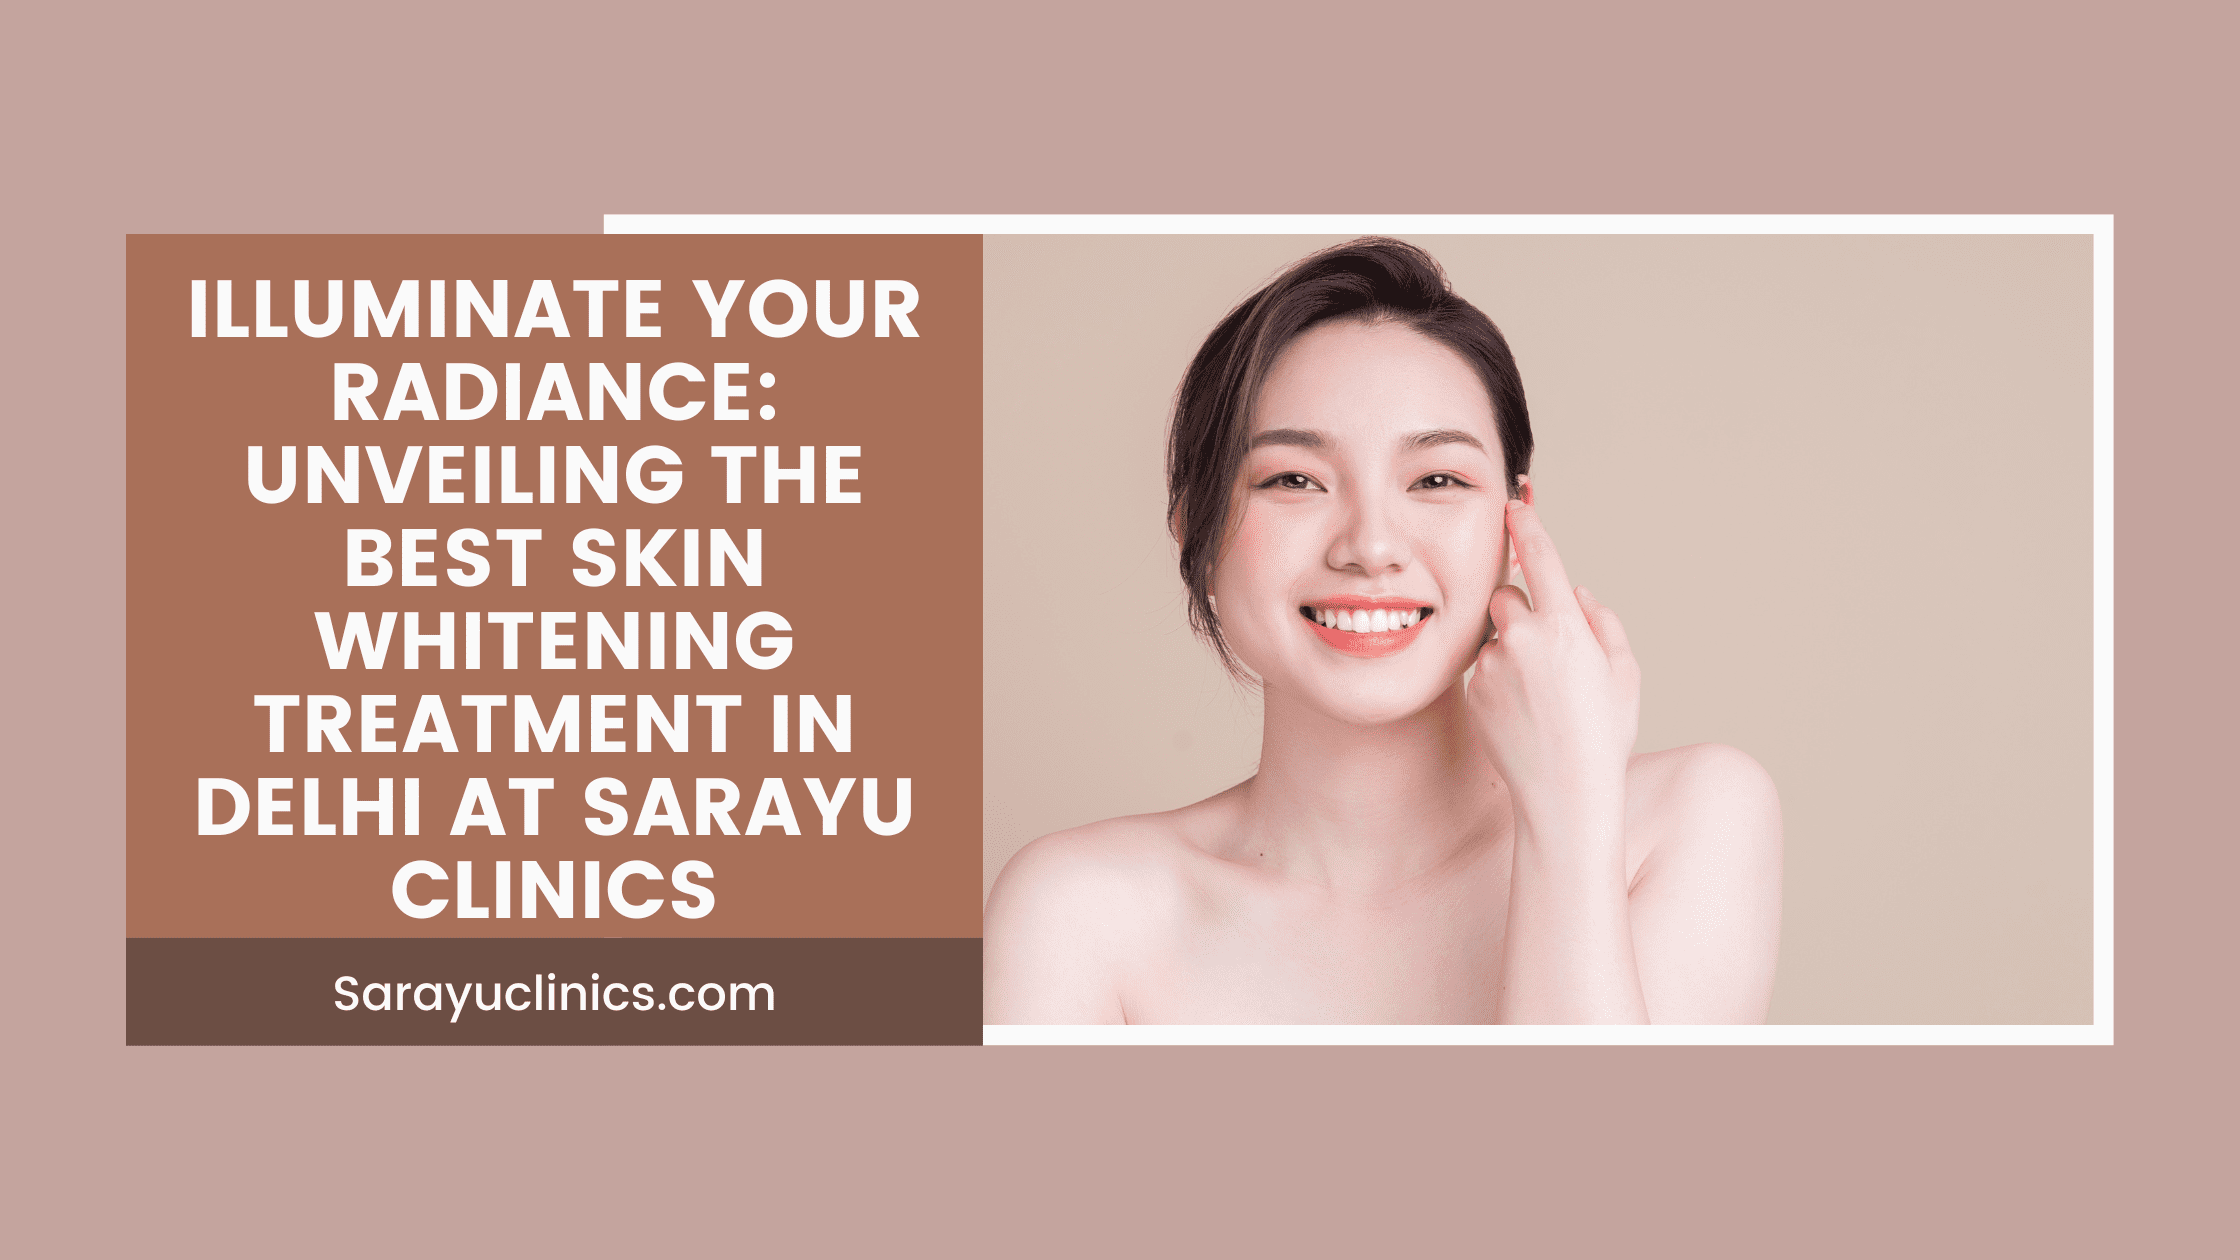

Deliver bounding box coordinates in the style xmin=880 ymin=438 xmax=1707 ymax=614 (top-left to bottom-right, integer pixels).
xmin=1497 ymin=762 xmax=1646 ymax=1022
xmin=1471 ymin=499 xmax=1781 ymax=1023
xmin=1470 ymin=500 xmax=1647 ymax=1021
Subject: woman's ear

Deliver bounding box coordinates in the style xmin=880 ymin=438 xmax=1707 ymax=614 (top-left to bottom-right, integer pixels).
xmin=1514 ymin=474 xmax=1534 ymax=506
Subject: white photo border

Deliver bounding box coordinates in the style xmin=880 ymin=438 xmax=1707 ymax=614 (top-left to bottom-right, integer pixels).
xmin=606 ymin=213 xmax=2114 ymax=1048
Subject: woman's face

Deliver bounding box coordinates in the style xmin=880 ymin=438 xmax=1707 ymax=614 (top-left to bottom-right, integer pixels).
xmin=1212 ymin=318 xmax=1512 ymax=725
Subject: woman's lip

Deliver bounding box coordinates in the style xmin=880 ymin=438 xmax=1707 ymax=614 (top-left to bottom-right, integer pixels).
xmin=1302 ymin=595 xmax=1427 ymax=611
xmin=1301 ymin=610 xmax=1432 ymax=658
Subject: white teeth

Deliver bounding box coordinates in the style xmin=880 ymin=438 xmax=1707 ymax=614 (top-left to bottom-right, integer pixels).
xmin=1315 ymin=606 xmax=1427 ymax=633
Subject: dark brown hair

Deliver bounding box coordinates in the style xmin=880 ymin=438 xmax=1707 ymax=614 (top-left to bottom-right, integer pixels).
xmin=1166 ymin=237 xmax=1533 ymax=675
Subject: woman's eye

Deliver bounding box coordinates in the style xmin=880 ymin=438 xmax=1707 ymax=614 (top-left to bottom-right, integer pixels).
xmin=1261 ymin=472 xmax=1322 ymax=491
xmin=1413 ymin=473 xmax=1472 ymax=490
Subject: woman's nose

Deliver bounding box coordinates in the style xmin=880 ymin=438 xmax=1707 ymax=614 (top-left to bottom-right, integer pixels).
xmin=1326 ymin=492 xmax=1411 ymax=574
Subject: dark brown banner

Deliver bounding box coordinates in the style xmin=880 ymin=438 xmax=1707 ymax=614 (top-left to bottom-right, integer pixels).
xmin=127 ymin=938 xmax=980 ymax=1045
xmin=127 ymin=236 xmax=982 ymax=1045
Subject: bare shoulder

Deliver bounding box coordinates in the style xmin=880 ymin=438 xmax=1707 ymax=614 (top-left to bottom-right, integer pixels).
xmin=1622 ymin=742 xmax=1783 ymax=909
xmin=1626 ymin=743 xmax=1781 ymax=864
xmin=987 ymin=812 xmax=1201 ymax=929
xmin=1622 ymin=744 xmax=1784 ymax=1021
xmin=983 ymin=809 xmax=1210 ymax=1024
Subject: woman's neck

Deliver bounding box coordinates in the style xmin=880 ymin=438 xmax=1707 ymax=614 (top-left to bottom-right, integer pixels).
xmin=1237 ymin=681 xmax=1511 ymax=891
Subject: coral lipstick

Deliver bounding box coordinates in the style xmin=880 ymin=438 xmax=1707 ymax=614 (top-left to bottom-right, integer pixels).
xmin=1299 ymin=596 xmax=1435 ymax=659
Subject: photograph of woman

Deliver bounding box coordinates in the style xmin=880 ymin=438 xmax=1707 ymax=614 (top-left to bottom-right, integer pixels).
xmin=984 ymin=239 xmax=1784 ymax=1024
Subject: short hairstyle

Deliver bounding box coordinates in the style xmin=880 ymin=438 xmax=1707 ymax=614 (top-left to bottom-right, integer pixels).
xmin=1165 ymin=237 xmax=1533 ymax=676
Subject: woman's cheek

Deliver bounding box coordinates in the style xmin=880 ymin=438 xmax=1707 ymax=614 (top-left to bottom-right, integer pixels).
xmin=1219 ymin=504 xmax=1309 ymax=593
xmin=1209 ymin=507 xmax=1303 ymax=664
xmin=1416 ymin=515 xmax=1501 ymax=588
xmin=1414 ymin=517 xmax=1502 ymax=645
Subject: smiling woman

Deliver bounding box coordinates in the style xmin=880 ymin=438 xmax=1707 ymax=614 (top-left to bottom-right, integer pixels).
xmin=982 ymin=238 xmax=1784 ymax=1025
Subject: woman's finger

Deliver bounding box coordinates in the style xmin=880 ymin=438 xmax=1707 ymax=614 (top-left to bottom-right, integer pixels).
xmin=1574 ymin=585 xmax=1633 ymax=661
xmin=1504 ymin=499 xmax=1581 ymax=622
xmin=1486 ymin=582 xmax=1533 ymax=642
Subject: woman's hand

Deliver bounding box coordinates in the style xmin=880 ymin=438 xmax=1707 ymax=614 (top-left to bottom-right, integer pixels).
xmin=1466 ymin=498 xmax=1641 ymax=843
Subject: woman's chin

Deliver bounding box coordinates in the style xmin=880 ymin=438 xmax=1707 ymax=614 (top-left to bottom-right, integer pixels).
xmin=1268 ymin=669 xmax=1461 ymax=729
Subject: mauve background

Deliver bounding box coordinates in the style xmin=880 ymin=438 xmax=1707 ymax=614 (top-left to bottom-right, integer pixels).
xmin=4 ymin=2 xmax=2228 ymax=1255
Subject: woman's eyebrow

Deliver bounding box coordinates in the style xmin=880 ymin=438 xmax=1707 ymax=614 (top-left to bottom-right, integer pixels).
xmin=1247 ymin=428 xmax=1327 ymax=450
xmin=1403 ymin=428 xmax=1486 ymax=451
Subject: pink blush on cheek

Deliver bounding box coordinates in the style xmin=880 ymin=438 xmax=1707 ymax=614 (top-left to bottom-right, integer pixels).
xmin=1211 ymin=503 xmax=1309 ymax=598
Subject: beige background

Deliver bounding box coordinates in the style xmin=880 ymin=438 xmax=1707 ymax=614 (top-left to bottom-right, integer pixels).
xmin=10 ymin=1 xmax=2228 ymax=1255
xmin=985 ymin=234 xmax=2093 ymax=1024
